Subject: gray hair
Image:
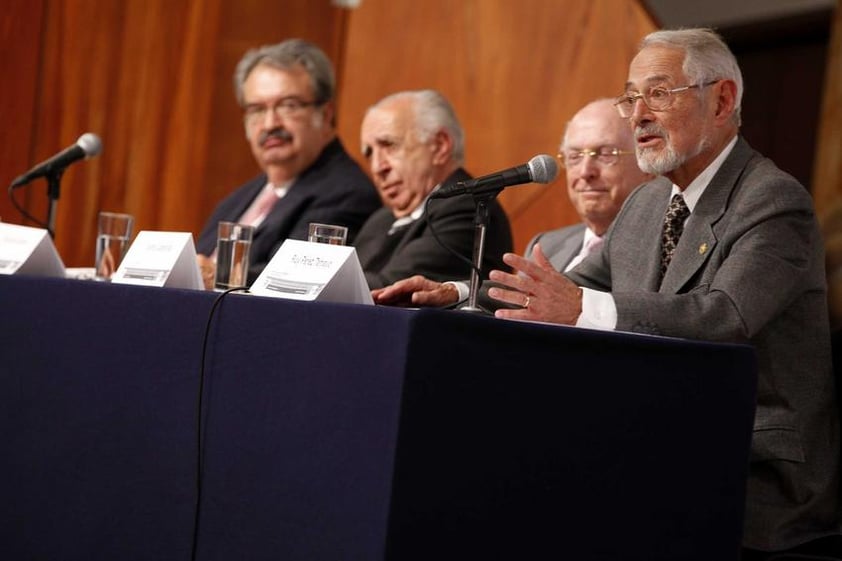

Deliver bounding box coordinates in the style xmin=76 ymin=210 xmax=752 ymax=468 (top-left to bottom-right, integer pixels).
xmin=233 ymin=39 xmax=335 ymax=107
xmin=371 ymin=89 xmax=466 ymax=164
xmin=640 ymin=28 xmax=743 ymax=127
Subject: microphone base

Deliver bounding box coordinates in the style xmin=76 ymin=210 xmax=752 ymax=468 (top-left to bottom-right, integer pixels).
xmin=457 ymin=304 xmax=484 ymax=313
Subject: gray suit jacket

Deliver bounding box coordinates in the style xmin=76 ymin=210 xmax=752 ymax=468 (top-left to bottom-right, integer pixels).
xmin=567 ymin=137 xmax=841 ymax=550
xmin=524 ymin=223 xmax=587 ymax=271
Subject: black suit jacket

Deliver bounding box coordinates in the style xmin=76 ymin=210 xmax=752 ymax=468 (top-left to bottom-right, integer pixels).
xmin=353 ymin=168 xmax=513 ymax=290
xmin=197 ymin=138 xmax=381 ymax=282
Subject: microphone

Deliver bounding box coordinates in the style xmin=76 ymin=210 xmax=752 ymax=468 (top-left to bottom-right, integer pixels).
xmin=430 ymin=154 xmax=558 ymax=199
xmin=10 ymin=133 xmax=103 ymax=188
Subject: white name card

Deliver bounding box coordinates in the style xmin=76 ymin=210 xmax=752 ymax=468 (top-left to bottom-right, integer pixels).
xmin=0 ymin=222 xmax=65 ymax=278
xmin=250 ymin=239 xmax=372 ymax=305
xmin=111 ymin=230 xmax=203 ymax=290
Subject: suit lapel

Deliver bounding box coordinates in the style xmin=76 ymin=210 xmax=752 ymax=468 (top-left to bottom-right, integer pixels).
xmin=235 ymin=178 xmax=267 ymax=222
xmin=659 ymin=137 xmax=753 ymax=293
xmin=643 ymin=189 xmax=672 ymax=291
xmin=387 ymin=167 xmax=472 ymax=254
xmin=547 ymin=227 xmax=585 ymax=271
xmin=257 ymin=178 xmax=308 ymax=236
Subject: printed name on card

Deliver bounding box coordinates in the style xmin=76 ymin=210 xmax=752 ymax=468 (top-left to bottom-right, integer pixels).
xmin=111 ymin=231 xmax=203 ymax=289
xmin=251 ymin=239 xmax=372 ymax=305
xmin=0 ymin=223 xmax=65 ymax=278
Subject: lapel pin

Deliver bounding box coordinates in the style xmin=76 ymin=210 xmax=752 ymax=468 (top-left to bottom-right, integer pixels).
xmin=699 ymin=243 xmax=708 ymax=255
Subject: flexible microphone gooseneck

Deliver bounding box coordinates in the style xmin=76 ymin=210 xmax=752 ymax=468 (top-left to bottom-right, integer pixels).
xmin=430 ymin=154 xmax=558 ymax=199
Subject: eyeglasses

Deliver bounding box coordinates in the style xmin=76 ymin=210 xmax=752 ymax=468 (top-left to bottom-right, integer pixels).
xmin=557 ymin=146 xmax=635 ymax=168
xmin=243 ymin=97 xmax=319 ymax=125
xmin=614 ymin=80 xmax=720 ymax=118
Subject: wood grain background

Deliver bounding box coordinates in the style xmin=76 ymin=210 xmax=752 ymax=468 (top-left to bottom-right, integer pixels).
xmin=1 ymin=0 xmax=838 ymax=269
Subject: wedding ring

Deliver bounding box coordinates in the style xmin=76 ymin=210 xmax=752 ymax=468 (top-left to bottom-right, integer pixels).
xmin=524 ymin=296 xmax=531 ymax=309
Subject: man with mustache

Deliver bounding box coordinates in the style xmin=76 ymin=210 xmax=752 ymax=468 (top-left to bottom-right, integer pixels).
xmin=371 ymin=97 xmax=651 ymax=308
xmin=488 ymin=29 xmax=841 ymax=558
xmin=196 ymin=39 xmax=380 ymax=287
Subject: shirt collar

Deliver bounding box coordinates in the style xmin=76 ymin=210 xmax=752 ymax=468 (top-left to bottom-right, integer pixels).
xmin=670 ymin=135 xmax=738 ymax=211
xmin=582 ymin=227 xmax=600 ymax=245
xmin=268 ymin=178 xmax=293 ymax=198
xmin=388 ymin=185 xmax=438 ymax=234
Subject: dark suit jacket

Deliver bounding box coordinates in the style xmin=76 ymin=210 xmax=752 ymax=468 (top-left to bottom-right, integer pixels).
xmin=197 ymin=138 xmax=381 ymax=283
xmin=353 ymin=168 xmax=513 ymax=290
xmin=567 ymin=137 xmax=841 ymax=551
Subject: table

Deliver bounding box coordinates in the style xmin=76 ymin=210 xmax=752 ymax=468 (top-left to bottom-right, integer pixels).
xmin=0 ymin=275 xmax=757 ymax=560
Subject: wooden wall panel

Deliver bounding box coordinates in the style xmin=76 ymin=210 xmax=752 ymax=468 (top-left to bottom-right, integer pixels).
xmin=338 ymin=0 xmax=656 ymax=252
xmin=0 ymin=0 xmax=46 ymax=226
xmin=2 ymin=0 xmax=654 ymax=267
xmin=814 ymin=4 xmax=842 ymax=215
xmin=1 ymin=0 xmax=345 ymax=267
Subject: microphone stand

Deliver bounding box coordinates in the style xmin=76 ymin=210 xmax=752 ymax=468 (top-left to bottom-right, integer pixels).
xmin=459 ymin=192 xmax=498 ymax=313
xmin=45 ymin=169 xmax=65 ymax=239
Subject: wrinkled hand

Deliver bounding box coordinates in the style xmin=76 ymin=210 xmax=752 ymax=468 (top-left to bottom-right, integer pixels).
xmin=372 ymin=275 xmax=460 ymax=308
xmin=487 ymin=243 xmax=582 ymax=324
xmin=196 ymin=254 xmax=216 ymax=291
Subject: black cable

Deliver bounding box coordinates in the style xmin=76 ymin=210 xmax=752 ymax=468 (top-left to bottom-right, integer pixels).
xmin=189 ymin=286 xmax=250 ymax=561
xmin=7 ymin=183 xmax=51 ymax=233
xmin=424 ymin=196 xmax=480 ymax=279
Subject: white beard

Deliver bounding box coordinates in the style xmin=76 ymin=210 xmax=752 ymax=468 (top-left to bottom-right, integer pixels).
xmin=636 ymin=128 xmax=709 ymax=176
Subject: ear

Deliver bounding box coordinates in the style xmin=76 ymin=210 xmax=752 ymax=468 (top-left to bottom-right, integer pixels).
xmin=712 ymin=79 xmax=737 ymax=125
xmin=320 ymin=100 xmax=337 ymax=128
xmin=430 ymin=129 xmax=453 ymax=165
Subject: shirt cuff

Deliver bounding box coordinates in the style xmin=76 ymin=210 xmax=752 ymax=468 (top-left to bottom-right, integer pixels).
xmin=576 ymin=287 xmax=617 ymax=330
xmin=445 ymin=281 xmax=470 ymax=304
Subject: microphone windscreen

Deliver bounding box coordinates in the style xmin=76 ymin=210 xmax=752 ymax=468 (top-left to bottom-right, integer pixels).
xmin=77 ymin=133 xmax=103 ymax=157
xmin=527 ymin=154 xmax=558 ymax=184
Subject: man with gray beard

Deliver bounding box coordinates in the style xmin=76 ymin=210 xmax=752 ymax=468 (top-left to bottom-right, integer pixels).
xmin=489 ymin=28 xmax=841 ymax=558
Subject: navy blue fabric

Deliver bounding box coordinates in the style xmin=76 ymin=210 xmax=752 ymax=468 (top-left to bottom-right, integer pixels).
xmin=0 ymin=275 xmax=757 ymax=561
xmin=387 ymin=311 xmax=757 ymax=560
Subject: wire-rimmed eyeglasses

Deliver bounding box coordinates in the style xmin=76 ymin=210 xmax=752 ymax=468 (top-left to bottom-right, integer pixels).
xmin=614 ymin=80 xmax=720 ymax=118
xmin=243 ymin=96 xmax=320 ymax=125
xmin=557 ymin=146 xmax=635 ymax=168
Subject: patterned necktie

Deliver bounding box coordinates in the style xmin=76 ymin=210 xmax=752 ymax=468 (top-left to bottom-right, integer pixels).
xmin=660 ymin=194 xmax=690 ymax=281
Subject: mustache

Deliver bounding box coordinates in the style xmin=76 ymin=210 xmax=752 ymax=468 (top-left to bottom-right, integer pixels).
xmin=635 ymin=123 xmax=668 ymax=140
xmin=258 ymin=127 xmax=293 ymax=146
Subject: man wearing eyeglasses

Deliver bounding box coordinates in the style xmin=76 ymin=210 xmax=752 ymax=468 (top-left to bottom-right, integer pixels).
xmin=488 ymin=28 xmax=841 ymax=558
xmin=195 ymin=39 xmax=380 ymax=288
xmin=371 ymin=97 xmax=650 ymax=308
xmin=524 ymin=98 xmax=651 ymax=273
